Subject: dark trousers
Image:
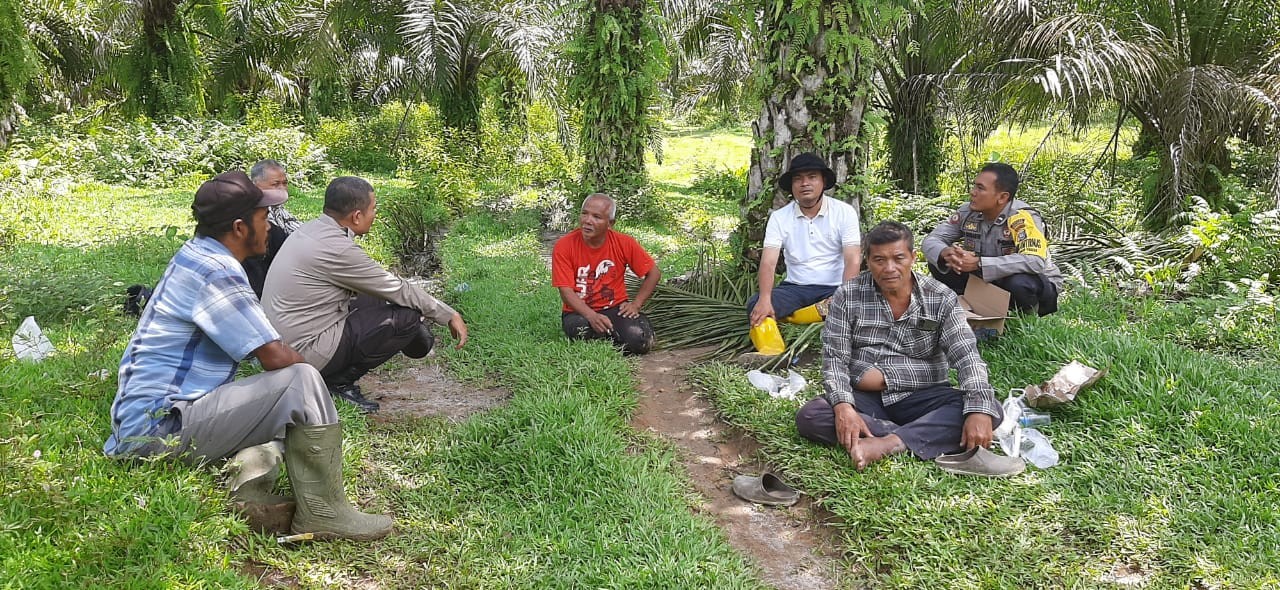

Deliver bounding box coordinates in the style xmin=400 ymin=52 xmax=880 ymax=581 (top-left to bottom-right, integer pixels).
xmin=242 ymin=223 xmax=290 ymax=299
xmin=321 ymin=295 xmax=424 ymax=386
xmin=745 ymin=282 xmax=838 ymax=321
xmin=927 ymin=262 xmax=1059 ymax=316
xmin=562 ymin=308 xmax=655 ymax=355
xmin=795 ymin=385 xmax=1000 ymax=460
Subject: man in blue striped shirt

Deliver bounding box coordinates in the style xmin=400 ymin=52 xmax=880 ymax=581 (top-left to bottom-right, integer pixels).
xmin=104 ymin=171 xmax=392 ymax=541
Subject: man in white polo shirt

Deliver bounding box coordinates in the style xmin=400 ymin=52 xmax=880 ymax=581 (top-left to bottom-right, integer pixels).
xmin=747 ymin=153 xmax=862 ymax=348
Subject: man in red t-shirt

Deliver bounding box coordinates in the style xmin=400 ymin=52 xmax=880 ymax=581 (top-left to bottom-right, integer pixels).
xmin=551 ymin=193 xmax=661 ymax=354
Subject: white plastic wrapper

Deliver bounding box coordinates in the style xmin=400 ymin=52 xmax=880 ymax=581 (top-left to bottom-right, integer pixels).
xmin=12 ymin=316 xmax=55 ymax=362
xmin=746 ymin=369 xmax=808 ymax=399
xmin=995 ymin=389 xmax=1059 ymax=468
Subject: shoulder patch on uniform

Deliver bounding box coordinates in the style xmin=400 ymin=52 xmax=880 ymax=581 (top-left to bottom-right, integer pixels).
xmin=948 ymin=214 xmax=959 ymax=224
xmin=1008 ymin=210 xmax=1047 ymax=258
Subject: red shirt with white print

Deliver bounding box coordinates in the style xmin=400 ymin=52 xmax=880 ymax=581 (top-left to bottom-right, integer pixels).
xmin=551 ymin=229 xmax=656 ymax=313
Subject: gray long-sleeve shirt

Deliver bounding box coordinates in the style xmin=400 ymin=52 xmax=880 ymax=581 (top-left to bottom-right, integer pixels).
xmin=821 ymin=271 xmax=1002 ymax=420
xmin=922 ymin=199 xmax=1063 ymax=289
xmin=263 ymin=214 xmax=456 ymax=368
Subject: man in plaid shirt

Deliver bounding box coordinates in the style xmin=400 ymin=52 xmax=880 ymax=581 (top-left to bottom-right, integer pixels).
xmin=796 ymin=221 xmax=1004 ymax=470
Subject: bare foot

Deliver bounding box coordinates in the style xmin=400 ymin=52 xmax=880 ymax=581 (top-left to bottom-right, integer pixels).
xmin=850 ymin=434 xmax=906 ymax=471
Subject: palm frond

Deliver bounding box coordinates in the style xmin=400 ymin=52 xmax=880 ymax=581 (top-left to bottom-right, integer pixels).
xmin=632 ymin=256 xmax=822 ymax=367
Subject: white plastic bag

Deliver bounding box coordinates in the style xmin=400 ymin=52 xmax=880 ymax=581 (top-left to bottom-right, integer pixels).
xmin=746 ymin=369 xmax=807 ymax=399
xmin=995 ymin=389 xmax=1060 ymax=468
xmin=12 ymin=316 xmax=55 ymax=362
xmin=1018 ymin=428 xmax=1060 ymax=468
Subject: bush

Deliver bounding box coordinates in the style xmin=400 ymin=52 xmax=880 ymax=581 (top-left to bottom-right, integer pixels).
xmin=314 ymin=102 xmax=442 ymax=173
xmin=863 ymin=189 xmax=958 ymax=237
xmin=399 ymin=100 xmax=578 ymax=217
xmin=374 ymin=181 xmax=453 ymax=276
xmin=688 ymin=163 xmax=746 ymax=201
xmin=3 ymin=110 xmax=333 ymax=188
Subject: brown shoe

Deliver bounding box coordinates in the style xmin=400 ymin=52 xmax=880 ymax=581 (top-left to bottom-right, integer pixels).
xmin=731 ymin=473 xmax=800 ymax=506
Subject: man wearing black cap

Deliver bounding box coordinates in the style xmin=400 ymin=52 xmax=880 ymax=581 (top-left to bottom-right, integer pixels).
xmin=105 ymin=171 xmax=394 ymax=541
xmin=745 ymin=153 xmax=862 ymax=353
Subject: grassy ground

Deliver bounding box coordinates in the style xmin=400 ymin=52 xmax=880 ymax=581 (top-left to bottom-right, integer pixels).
xmin=5 ymin=122 xmax=1279 ymax=588
xmin=0 ymin=168 xmax=765 ymax=587
xmin=693 ymin=297 xmax=1280 ymax=587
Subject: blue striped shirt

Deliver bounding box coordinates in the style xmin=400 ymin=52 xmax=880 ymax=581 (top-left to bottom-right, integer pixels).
xmin=104 ymin=237 xmax=280 ymax=456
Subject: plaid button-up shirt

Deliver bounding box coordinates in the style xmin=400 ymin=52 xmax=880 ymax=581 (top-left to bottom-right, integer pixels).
xmin=821 ymin=271 xmax=1001 ymax=419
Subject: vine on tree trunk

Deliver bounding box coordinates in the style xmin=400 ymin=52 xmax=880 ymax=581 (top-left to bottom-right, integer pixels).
xmin=737 ymin=0 xmax=903 ymax=270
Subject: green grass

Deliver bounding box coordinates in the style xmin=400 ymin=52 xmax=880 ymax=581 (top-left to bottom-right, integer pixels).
xmin=692 ymin=295 xmax=1280 ymax=588
xmin=5 ymin=120 xmax=1280 ymax=588
xmin=0 ymin=170 xmax=765 ymax=587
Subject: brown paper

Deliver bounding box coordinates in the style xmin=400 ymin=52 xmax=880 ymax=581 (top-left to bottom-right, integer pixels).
xmin=1024 ymin=361 xmax=1106 ymax=409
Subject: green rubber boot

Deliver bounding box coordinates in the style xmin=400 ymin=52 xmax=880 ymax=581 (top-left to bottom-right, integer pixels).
xmin=227 ymin=441 xmax=294 ymax=534
xmin=284 ymin=423 xmax=393 ymax=541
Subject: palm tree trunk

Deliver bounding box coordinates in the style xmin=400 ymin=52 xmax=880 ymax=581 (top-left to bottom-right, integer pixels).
xmin=0 ymin=0 xmax=33 ymax=148
xmin=573 ymin=0 xmax=663 ymax=211
xmin=739 ymin=1 xmax=871 ymax=270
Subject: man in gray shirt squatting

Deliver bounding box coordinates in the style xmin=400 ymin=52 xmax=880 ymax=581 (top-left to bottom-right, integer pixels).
xmin=264 ymin=176 xmax=468 ymax=414
xmin=795 ymin=221 xmax=1004 ymax=470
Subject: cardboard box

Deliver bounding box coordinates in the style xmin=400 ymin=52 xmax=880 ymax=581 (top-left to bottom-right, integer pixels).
xmin=959 ymin=275 xmax=1011 ymax=335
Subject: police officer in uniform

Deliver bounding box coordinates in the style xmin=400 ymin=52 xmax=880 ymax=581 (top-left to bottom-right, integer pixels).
xmin=922 ymin=163 xmax=1063 ymax=315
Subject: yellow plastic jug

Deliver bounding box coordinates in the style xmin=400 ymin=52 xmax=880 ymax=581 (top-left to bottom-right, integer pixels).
xmin=749 ymin=317 xmax=786 ymax=355
xmin=783 ymin=298 xmax=830 ymax=324
xmin=784 ymin=304 xmax=823 ymax=324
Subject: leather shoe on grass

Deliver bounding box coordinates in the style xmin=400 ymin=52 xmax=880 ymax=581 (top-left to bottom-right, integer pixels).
xmin=328 ymin=383 xmax=379 ymax=414
xmin=731 ymin=472 xmax=800 ymax=506
xmin=935 ymin=447 xmax=1025 ymax=477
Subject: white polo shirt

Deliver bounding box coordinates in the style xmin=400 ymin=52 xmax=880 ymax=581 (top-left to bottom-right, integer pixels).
xmin=762 ymin=196 xmax=861 ymax=286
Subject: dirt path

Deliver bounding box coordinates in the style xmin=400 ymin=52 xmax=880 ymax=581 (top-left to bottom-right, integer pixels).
xmin=632 ymin=349 xmax=844 ymax=590
xmin=362 ymin=361 xmax=511 ymax=423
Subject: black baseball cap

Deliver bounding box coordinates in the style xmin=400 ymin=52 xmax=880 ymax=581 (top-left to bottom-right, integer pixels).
xmin=192 ymin=170 xmax=287 ymax=228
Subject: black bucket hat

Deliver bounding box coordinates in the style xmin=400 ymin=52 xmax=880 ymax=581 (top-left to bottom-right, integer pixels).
xmin=777 ymin=152 xmax=836 ymax=192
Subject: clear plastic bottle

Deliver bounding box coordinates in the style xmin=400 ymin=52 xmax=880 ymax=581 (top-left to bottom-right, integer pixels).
xmin=1018 ymin=412 xmax=1051 ymax=427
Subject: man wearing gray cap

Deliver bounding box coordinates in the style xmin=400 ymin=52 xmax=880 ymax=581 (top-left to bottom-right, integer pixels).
xmin=104 ymin=170 xmax=393 ymax=541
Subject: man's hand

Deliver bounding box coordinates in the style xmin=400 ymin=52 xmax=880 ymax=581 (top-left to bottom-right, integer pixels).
xmin=253 ymin=340 xmax=305 ymax=371
xmin=943 ymin=247 xmax=980 ymax=273
xmin=749 ymin=299 xmax=775 ymax=327
xmin=618 ymin=300 xmax=643 ymax=319
xmin=960 ymin=413 xmax=994 ymax=449
xmin=587 ymin=311 xmax=614 ymax=334
xmin=833 ymin=402 xmax=873 ymax=463
xmin=855 ymin=368 xmax=886 ymax=392
xmin=447 ymin=313 xmax=469 ymax=349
